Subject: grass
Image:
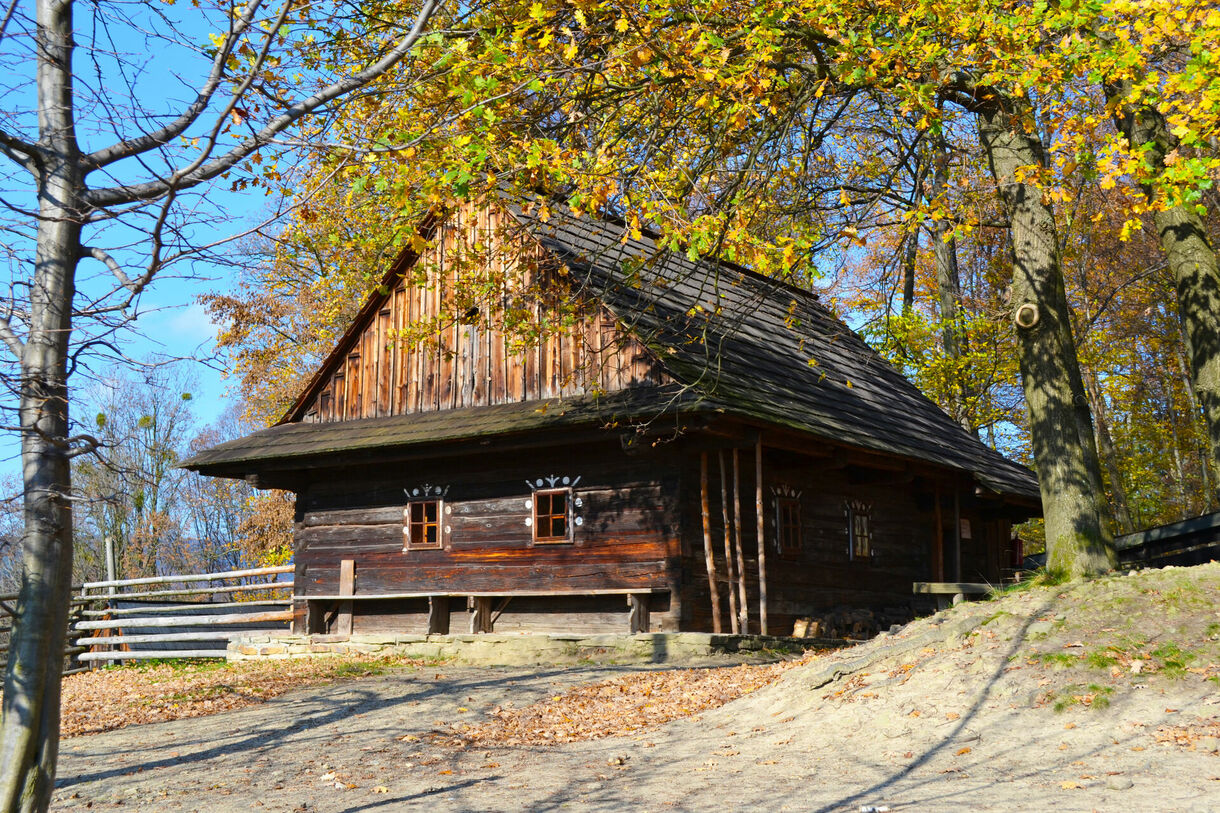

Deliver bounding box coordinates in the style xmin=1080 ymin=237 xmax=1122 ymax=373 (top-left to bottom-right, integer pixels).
xmin=989 ymin=569 xmax=1071 ymax=599
xmin=1034 ymin=651 xmax=1080 ymax=669
xmin=1151 ymin=642 xmax=1196 ymax=678
xmin=981 ymin=610 xmax=1011 ymax=626
xmin=1086 ymin=648 xmax=1120 ymax=669
xmin=1051 ymin=683 xmax=1114 ymax=713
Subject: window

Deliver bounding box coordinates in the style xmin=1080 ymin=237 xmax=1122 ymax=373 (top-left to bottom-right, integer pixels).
xmin=777 ymin=497 xmax=802 ymax=557
xmin=533 ymin=489 xmax=571 ymax=543
xmin=404 ymin=499 xmax=443 ymax=550
xmin=846 ymin=500 xmax=872 ymax=561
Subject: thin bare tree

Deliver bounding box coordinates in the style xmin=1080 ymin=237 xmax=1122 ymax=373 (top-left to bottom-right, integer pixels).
xmin=0 ymin=0 xmax=441 ymax=808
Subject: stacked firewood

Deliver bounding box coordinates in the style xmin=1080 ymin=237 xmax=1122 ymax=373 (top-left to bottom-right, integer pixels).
xmin=791 ymin=607 xmax=911 ymax=640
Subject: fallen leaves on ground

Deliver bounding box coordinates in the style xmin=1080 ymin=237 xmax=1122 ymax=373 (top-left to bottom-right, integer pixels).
xmin=454 ymin=652 xmax=828 ymax=747
xmin=59 ymin=656 xmax=432 ymax=738
xmin=1155 ymin=718 xmax=1220 ymax=752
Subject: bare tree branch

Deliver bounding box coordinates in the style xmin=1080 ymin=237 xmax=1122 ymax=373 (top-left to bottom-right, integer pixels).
xmin=83 ymin=245 xmax=139 ymax=294
xmin=0 ymin=0 xmax=18 ymax=45
xmin=0 ymin=306 xmax=24 ymax=360
xmin=0 ymin=130 xmax=41 ymax=176
xmin=85 ymin=0 xmax=442 ymax=208
xmin=63 ymin=434 xmax=101 ymax=459
xmin=81 ymin=0 xmax=266 ymax=171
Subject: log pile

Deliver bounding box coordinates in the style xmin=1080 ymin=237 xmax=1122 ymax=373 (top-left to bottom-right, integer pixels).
xmin=791 ymin=606 xmax=913 ymax=641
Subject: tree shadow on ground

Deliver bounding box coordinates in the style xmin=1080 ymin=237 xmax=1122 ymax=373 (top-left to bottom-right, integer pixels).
xmin=55 ymin=665 xmax=585 ymax=789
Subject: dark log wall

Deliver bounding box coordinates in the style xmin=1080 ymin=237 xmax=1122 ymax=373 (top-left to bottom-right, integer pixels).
xmin=294 ymin=443 xmax=683 ymax=633
xmin=677 ymin=445 xmax=1013 ymax=636
xmin=296 ymin=200 xmax=668 ymax=423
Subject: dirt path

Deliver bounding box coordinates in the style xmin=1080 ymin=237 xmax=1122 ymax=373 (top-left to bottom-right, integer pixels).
xmin=53 ymin=566 xmax=1220 ymax=812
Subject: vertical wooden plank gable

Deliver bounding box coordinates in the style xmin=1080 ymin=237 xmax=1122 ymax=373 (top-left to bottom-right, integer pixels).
xmin=286 ymin=199 xmax=672 ymax=424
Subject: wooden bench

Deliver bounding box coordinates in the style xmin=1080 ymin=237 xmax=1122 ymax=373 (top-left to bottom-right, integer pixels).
xmin=303 ymin=587 xmax=665 ymax=635
xmin=913 ymin=582 xmax=993 ymax=611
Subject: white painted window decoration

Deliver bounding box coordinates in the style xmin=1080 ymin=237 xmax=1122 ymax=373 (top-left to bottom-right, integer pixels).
xmin=772 ymin=484 xmax=803 ymax=557
xmin=524 ymin=474 xmax=584 ymax=543
xmin=845 ymin=499 xmax=873 ymax=561
xmin=403 ymin=484 xmax=449 ymax=551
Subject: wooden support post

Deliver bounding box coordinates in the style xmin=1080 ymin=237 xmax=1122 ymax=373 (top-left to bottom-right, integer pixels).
xmin=628 ymin=593 xmax=650 ymax=634
xmin=933 ymin=485 xmax=945 ymax=582
xmin=953 ymin=487 xmax=962 ymax=583
xmin=732 ymin=449 xmax=749 ymax=633
xmin=427 ymin=595 xmax=451 ymax=634
xmin=700 ymin=452 xmax=723 ymax=633
xmin=305 ymin=600 xmax=323 ymax=634
xmin=755 ymin=439 xmax=768 ymax=636
xmin=490 ymin=597 xmax=512 ymax=626
xmin=337 ymin=559 xmax=355 ymax=635
xmin=718 ymin=450 xmax=739 ymax=634
xmin=468 ymin=596 xmax=493 ymax=633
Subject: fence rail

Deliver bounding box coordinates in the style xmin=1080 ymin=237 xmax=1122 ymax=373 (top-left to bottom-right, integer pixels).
xmin=0 ymin=565 xmax=294 ymax=673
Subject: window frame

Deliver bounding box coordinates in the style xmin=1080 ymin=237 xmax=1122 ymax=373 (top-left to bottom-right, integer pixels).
xmin=846 ymin=500 xmax=873 ymax=562
xmin=776 ymin=496 xmax=802 ymax=558
xmin=532 ymin=488 xmax=573 ymax=544
xmin=403 ymin=498 xmax=445 ymax=551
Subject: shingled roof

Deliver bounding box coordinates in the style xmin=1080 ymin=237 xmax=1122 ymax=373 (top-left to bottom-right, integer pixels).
xmin=185 ymin=195 xmax=1038 ymax=502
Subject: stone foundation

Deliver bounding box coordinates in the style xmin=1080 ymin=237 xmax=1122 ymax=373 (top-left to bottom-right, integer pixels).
xmin=227 ymin=632 xmax=840 ymax=666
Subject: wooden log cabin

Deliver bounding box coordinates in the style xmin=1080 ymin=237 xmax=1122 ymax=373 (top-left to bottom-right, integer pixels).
xmin=184 ymin=193 xmax=1040 ymax=637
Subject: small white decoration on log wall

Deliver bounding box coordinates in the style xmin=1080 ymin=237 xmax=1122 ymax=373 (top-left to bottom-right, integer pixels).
xmin=523 ymin=474 xmax=582 ymax=491
xmin=404 ymin=484 xmax=450 ymax=499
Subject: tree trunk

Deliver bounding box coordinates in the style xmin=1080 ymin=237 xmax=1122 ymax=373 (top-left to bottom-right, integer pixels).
xmin=1108 ymin=82 xmax=1220 ymax=491
xmin=929 ymin=132 xmax=973 ymax=432
xmin=900 ymin=227 xmax=917 ymax=314
xmin=1082 ymin=367 xmax=1135 ymax=533
xmin=975 ymin=99 xmax=1115 ymax=577
xmin=1175 ymin=344 xmax=1219 ymax=510
xmin=0 ymin=1 xmax=81 ymax=809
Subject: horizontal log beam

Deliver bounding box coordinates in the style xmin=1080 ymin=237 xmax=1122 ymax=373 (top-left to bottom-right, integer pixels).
xmin=912 ymin=582 xmax=992 ymax=595
xmin=302 ymin=588 xmax=668 ymax=600
xmin=77 ymin=650 xmax=226 ymax=662
xmin=74 ymin=610 xmax=293 ymax=631
xmin=76 ymin=631 xmax=253 ymax=646
xmin=0 ymin=585 xmax=85 ymax=604
xmin=79 ymin=599 xmax=291 ymax=618
xmin=85 ymin=582 xmax=293 ymax=602
xmin=80 ymin=566 xmax=292 ymax=591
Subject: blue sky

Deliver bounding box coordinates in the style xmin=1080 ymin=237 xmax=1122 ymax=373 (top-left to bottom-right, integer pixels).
xmin=0 ymin=3 xmax=292 ymax=480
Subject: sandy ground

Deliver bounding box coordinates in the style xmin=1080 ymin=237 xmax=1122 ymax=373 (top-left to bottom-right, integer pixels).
xmin=52 ymin=566 xmax=1220 ymax=812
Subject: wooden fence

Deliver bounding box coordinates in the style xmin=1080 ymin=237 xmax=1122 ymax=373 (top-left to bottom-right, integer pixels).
xmin=0 ymin=586 xmax=92 ymax=676
xmin=0 ymin=565 xmax=294 ymax=673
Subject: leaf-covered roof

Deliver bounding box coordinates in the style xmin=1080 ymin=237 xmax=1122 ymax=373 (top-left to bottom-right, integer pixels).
xmin=508 ymin=199 xmax=1037 ymax=501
